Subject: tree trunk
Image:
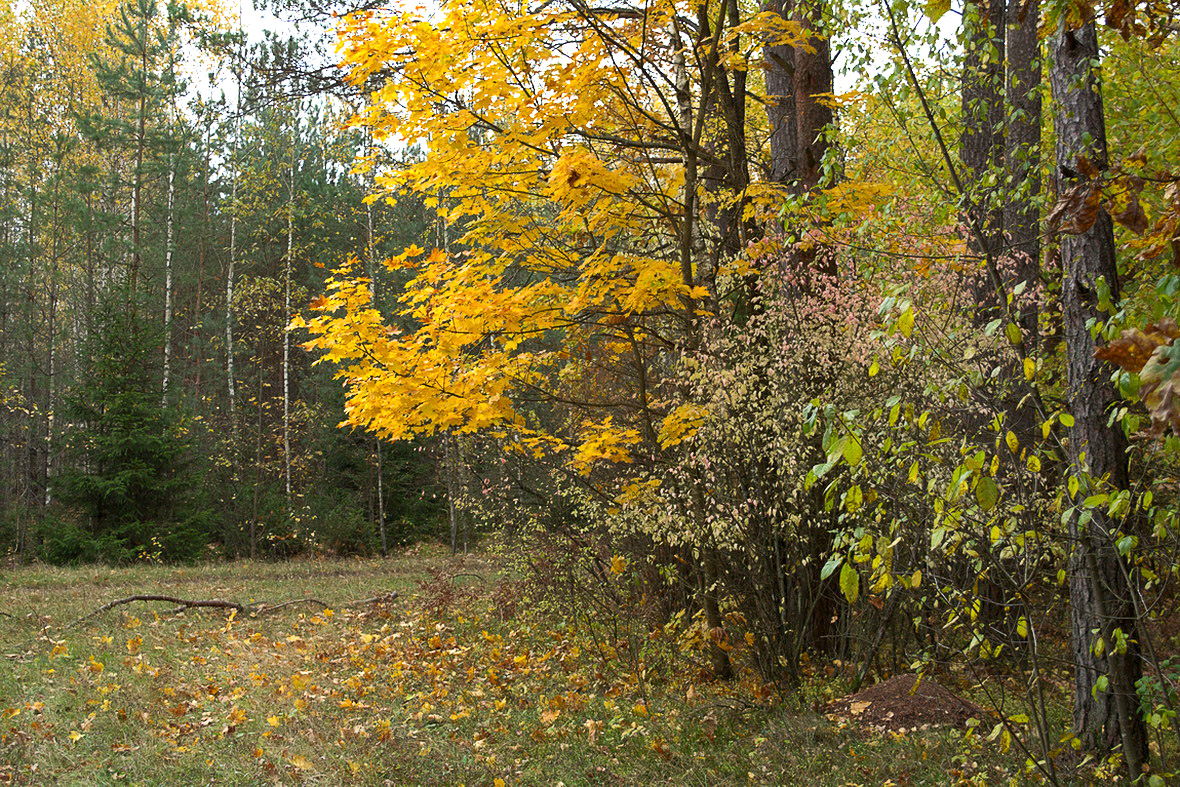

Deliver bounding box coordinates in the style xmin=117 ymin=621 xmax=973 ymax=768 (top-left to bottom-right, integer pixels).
xmin=1049 ymin=18 xmax=1147 ymax=774
xmin=283 ymin=162 xmax=293 ymax=511
xmin=961 ymin=0 xmax=1006 ymax=313
xmin=792 ymin=0 xmax=833 ymax=197
xmin=162 ymin=160 xmax=175 ymax=399
xmin=445 ymin=430 xmax=459 ymax=555
xmin=762 ymin=0 xmax=797 ymax=185
xmin=1005 ymin=0 xmax=1041 ymax=345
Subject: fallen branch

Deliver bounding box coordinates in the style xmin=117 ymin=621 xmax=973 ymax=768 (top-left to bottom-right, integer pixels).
xmin=69 ymin=590 xmax=398 ymax=629
xmin=69 ymin=595 xmax=246 ymax=628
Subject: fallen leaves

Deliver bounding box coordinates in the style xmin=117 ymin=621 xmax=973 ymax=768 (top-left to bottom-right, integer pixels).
xmin=0 ymin=555 xmax=796 ymax=785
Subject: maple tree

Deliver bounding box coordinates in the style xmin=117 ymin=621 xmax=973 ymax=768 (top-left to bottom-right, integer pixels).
xmin=303 ymin=0 xmax=814 ymax=443
xmin=299 ymin=0 xmax=844 ymax=682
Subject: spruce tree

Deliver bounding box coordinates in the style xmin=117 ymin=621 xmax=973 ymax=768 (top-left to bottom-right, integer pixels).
xmin=50 ymin=295 xmax=207 ymax=563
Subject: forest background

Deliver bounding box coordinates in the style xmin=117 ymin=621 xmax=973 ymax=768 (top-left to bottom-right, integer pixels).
xmin=3 ymin=0 xmax=1180 ymax=780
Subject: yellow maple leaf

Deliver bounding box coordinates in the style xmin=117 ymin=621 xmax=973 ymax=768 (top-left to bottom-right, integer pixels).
xmin=290 ymin=754 xmax=314 ymax=771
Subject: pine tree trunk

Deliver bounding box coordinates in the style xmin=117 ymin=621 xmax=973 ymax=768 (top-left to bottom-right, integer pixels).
xmin=792 ymin=0 xmax=833 ymax=197
xmin=130 ymin=64 xmax=146 ymax=297
xmin=44 ymin=168 xmax=60 ymax=508
xmin=961 ymin=0 xmax=1006 ymax=312
xmin=1005 ymin=0 xmax=1041 ymax=344
xmin=763 ymin=0 xmax=797 ymax=184
xmin=1049 ymin=18 xmax=1147 ymax=773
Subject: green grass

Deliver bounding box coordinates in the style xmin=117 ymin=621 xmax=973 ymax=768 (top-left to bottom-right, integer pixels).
xmin=0 ymin=548 xmax=1047 ymax=785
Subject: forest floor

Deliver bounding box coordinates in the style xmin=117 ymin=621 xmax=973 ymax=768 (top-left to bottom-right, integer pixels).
xmin=0 ymin=546 xmax=1081 ymax=785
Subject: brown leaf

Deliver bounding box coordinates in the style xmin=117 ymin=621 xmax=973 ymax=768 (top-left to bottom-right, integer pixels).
xmin=1140 ymin=339 xmax=1180 ymax=434
xmin=1076 ymin=155 xmax=1099 ymax=179
xmin=1048 ymin=182 xmax=1102 ymax=235
xmin=1095 ymin=320 xmax=1180 ymax=373
xmin=1115 ymin=195 xmax=1149 ymax=235
xmin=1106 ymin=0 xmax=1131 ymax=36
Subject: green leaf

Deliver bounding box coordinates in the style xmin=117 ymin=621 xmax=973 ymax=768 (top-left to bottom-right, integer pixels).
xmin=1059 ymin=412 xmax=1076 ymax=427
xmin=820 ymin=555 xmax=843 ymax=581
xmin=839 ymin=562 xmax=860 ymax=604
xmin=976 ymin=476 xmax=999 ymax=510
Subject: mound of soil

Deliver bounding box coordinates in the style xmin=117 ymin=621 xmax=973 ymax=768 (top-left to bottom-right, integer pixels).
xmin=826 ymin=673 xmax=989 ymax=732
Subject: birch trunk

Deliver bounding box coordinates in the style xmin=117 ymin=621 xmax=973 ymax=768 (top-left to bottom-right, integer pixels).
xmin=283 ymin=161 xmax=294 ymax=509
xmin=162 ymin=161 xmax=175 ymax=399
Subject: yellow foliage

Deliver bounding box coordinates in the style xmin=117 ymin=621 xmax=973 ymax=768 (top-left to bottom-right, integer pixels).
xmin=298 ymin=0 xmax=821 ymax=501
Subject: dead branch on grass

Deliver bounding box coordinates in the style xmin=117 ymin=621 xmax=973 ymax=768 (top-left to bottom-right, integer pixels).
xmin=69 ymin=590 xmax=398 ymax=629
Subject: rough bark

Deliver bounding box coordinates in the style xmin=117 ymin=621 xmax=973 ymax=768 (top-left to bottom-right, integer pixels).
xmin=1004 ymin=0 xmax=1041 ymax=345
xmin=961 ymin=0 xmax=1006 ymax=313
xmin=792 ymin=0 xmax=833 ymax=197
xmin=762 ymin=0 xmax=797 ymax=184
xmin=1050 ymin=18 xmax=1147 ymax=773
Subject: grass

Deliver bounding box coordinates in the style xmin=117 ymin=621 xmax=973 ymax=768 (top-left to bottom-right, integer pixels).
xmin=0 ymin=546 xmax=1046 ymax=785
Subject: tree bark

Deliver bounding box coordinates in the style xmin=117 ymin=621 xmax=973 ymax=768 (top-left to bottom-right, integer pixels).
xmin=1050 ymin=18 xmax=1147 ymax=773
xmin=283 ymin=161 xmax=294 ymax=511
xmin=792 ymin=0 xmax=833 ymax=197
xmin=162 ymin=160 xmax=175 ymax=399
xmin=762 ymin=0 xmax=797 ymax=185
xmin=1005 ymin=0 xmax=1041 ymax=345
xmin=961 ymin=0 xmax=1006 ymax=313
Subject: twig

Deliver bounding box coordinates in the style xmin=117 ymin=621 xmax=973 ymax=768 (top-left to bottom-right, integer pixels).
xmin=254 ymin=598 xmax=330 ymax=615
xmin=343 ymin=591 xmax=400 ymax=606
